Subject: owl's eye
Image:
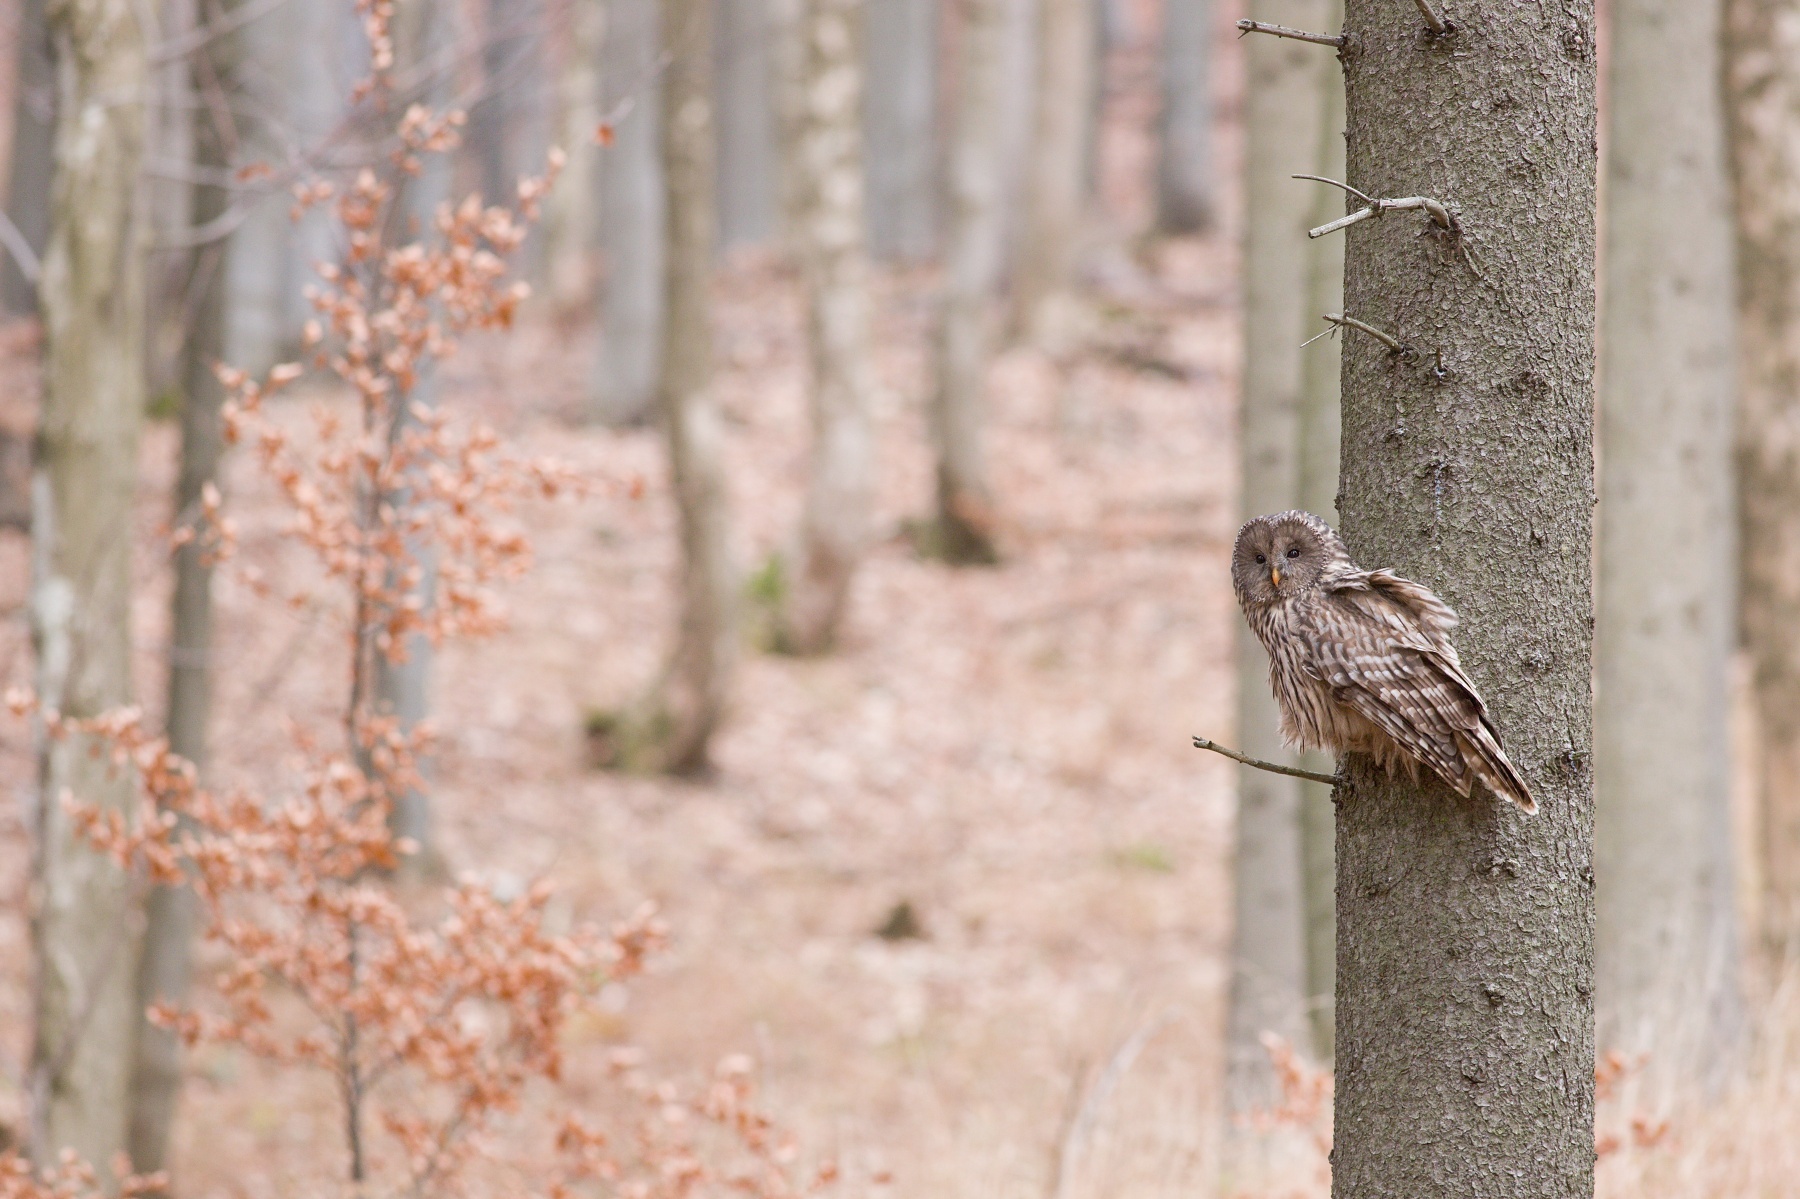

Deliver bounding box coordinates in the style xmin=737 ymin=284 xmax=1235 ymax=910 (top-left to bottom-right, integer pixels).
xmin=1286 ymin=547 xmax=1301 ymax=559
xmin=1254 ymin=553 xmax=1267 ymax=564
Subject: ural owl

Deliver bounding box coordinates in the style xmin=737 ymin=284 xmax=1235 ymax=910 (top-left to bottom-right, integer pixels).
xmin=1231 ymin=510 xmax=1536 ymax=813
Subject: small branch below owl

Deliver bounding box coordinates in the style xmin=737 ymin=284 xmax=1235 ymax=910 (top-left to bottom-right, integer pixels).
xmin=1192 ymin=737 xmax=1338 ymax=786
xmin=1307 ymin=192 xmax=1454 ymax=240
xmin=1235 ymin=18 xmax=1345 ymax=48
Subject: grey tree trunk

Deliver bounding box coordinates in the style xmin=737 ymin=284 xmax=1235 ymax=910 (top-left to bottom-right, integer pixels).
xmin=1725 ymin=0 xmax=1800 ymax=962
xmin=473 ymin=0 xmax=551 ymax=204
xmin=128 ymin=0 xmax=235 ymax=1172
xmin=369 ymin=0 xmax=459 ymax=882
xmin=544 ymin=0 xmax=605 ymax=311
xmin=1154 ymin=0 xmax=1211 ymax=234
xmin=715 ymin=0 xmax=779 ymax=248
xmin=1223 ymin=1 xmax=1336 ymax=1116
xmin=862 ymin=0 xmax=935 ymax=260
xmin=3 ymin=0 xmax=54 ymax=314
xmin=144 ymin=0 xmax=195 ymax=406
xmin=1331 ymin=2 xmax=1597 ymax=1192
xmin=1595 ymin=0 xmax=1742 ymax=1073
xmin=924 ymin=0 xmax=1006 ymax=565
xmin=1294 ymin=0 xmax=1344 ymax=1064
xmin=778 ymin=0 xmax=873 ymax=653
xmin=29 ymin=0 xmax=149 ymax=1170
xmin=591 ymin=0 xmax=666 ymax=424
xmin=603 ymin=0 xmax=735 ymax=774
xmin=1010 ymin=0 xmax=1092 ymax=345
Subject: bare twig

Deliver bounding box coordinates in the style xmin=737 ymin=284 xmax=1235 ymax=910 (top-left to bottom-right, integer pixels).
xmin=1308 ymin=192 xmax=1453 ymax=239
xmin=1235 ymin=18 xmax=1345 ymax=48
xmin=0 ymin=209 xmax=41 ymax=284
xmin=1413 ymin=0 xmax=1451 ymax=35
xmin=1291 ymin=172 xmax=1375 ymax=208
xmin=1322 ymin=312 xmax=1413 ymax=357
xmin=1192 ymin=736 xmax=1338 ymax=785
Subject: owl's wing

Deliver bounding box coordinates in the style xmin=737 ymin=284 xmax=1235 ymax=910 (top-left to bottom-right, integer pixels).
xmin=1303 ymin=570 xmax=1536 ymax=812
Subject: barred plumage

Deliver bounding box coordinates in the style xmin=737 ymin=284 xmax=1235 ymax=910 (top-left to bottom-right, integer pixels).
xmin=1231 ymin=510 xmax=1536 ymax=813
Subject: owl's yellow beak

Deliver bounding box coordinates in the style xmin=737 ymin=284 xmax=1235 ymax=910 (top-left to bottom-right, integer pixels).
xmin=1270 ymin=565 xmax=1281 ymax=588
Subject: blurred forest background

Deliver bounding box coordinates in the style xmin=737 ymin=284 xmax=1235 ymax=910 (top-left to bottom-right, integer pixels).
xmin=0 ymin=0 xmax=1794 ymax=1194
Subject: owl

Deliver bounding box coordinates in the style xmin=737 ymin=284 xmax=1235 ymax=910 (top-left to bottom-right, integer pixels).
xmin=1231 ymin=510 xmax=1536 ymax=813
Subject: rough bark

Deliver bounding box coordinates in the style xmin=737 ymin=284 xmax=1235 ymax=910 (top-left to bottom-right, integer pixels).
xmin=1294 ymin=0 xmax=1344 ymax=1063
xmin=1595 ymin=0 xmax=1741 ymax=1072
xmin=777 ymin=0 xmax=873 ymax=653
xmin=128 ymin=0 xmax=234 ymax=1172
xmin=3 ymin=0 xmax=54 ymax=314
xmin=1223 ymin=0 xmax=1336 ymax=1115
xmin=1154 ymin=0 xmax=1212 ymax=234
xmin=1331 ymin=3 xmax=1597 ymax=1194
xmin=29 ymin=0 xmax=149 ymax=1170
xmin=715 ymin=0 xmax=779 ymax=248
xmin=923 ymin=0 xmax=1005 ymax=566
xmin=1010 ymin=0 xmax=1092 ymax=346
xmin=600 ymin=0 xmax=734 ymax=774
xmin=1725 ymin=0 xmax=1800 ymax=961
xmin=862 ymin=0 xmax=936 ymax=260
xmin=591 ymin=0 xmax=666 ymax=424
xmin=544 ymin=0 xmax=605 ymax=311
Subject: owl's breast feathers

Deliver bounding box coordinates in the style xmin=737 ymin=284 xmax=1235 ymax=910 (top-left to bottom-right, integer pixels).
xmin=1258 ymin=567 xmax=1537 ymax=813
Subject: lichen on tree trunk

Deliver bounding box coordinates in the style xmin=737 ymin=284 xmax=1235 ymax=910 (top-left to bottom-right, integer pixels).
xmin=30 ymin=0 xmax=150 ymax=1171
xmin=1331 ymin=2 xmax=1597 ymax=1192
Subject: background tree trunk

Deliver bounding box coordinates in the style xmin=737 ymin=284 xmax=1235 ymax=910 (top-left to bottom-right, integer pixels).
xmin=29 ymin=0 xmax=149 ymax=1169
xmin=2 ymin=0 xmax=53 ymax=315
xmin=129 ymin=0 xmax=234 ymax=1172
xmin=715 ymin=0 xmax=779 ymax=249
xmin=924 ymin=0 xmax=1006 ymax=565
xmin=862 ymin=0 xmax=936 ymax=260
xmin=1153 ymin=0 xmax=1211 ymax=234
xmin=1331 ymin=1 xmax=1597 ymax=1192
xmin=1224 ymin=0 xmax=1336 ymax=1119
xmin=1294 ymin=0 xmax=1344 ymax=1064
xmin=144 ymin=0 xmax=195 ymax=407
xmin=1595 ymin=0 xmax=1742 ymax=1073
xmin=544 ymin=0 xmax=605 ymax=312
xmin=591 ymin=0 xmax=666 ymax=424
xmin=1009 ymin=0 xmax=1092 ymax=346
xmin=1725 ymin=0 xmax=1800 ymax=965
xmin=778 ymin=0 xmax=873 ymax=653
xmin=602 ymin=0 xmax=735 ymax=774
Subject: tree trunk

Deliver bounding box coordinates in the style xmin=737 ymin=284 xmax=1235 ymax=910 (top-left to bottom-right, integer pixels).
xmin=1331 ymin=2 xmax=1597 ymax=1192
xmin=1294 ymin=0 xmax=1344 ymax=1065
xmin=544 ymin=0 xmax=604 ymax=311
xmin=715 ymin=0 xmax=779 ymax=249
xmin=1223 ymin=0 xmax=1337 ymax=1116
xmin=602 ymin=0 xmax=735 ymax=774
xmin=777 ymin=0 xmax=873 ymax=653
xmin=924 ymin=0 xmax=1006 ymax=565
xmin=3 ymin=0 xmax=54 ymax=314
xmin=128 ymin=0 xmax=235 ymax=1173
xmin=369 ymin=0 xmax=459 ymax=883
xmin=1595 ymin=0 xmax=1742 ymax=1074
xmin=1725 ymin=0 xmax=1800 ymax=964
xmin=862 ymin=0 xmax=936 ymax=260
xmin=591 ymin=0 xmax=665 ymax=424
xmin=1153 ymin=0 xmax=1211 ymax=234
xmin=29 ymin=0 xmax=149 ymax=1170
xmin=144 ymin=0 xmax=195 ymax=407
xmin=1010 ymin=0 xmax=1092 ymax=346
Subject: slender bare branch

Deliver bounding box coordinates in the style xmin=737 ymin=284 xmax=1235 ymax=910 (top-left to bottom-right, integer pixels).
xmin=1413 ymin=0 xmax=1450 ymax=35
xmin=1235 ymin=18 xmax=1345 ymax=48
xmin=1292 ymin=172 xmax=1375 ymax=207
xmin=1322 ymin=312 xmax=1409 ymax=355
xmin=1192 ymin=736 xmax=1339 ymax=785
xmin=1308 ymin=192 xmax=1453 ymax=239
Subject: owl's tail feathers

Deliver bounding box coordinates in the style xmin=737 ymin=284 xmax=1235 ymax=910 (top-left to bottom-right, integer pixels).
xmin=1462 ymin=725 xmax=1538 ymax=815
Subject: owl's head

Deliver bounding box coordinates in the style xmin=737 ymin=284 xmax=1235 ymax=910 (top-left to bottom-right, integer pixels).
xmin=1231 ymin=510 xmax=1345 ymax=606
